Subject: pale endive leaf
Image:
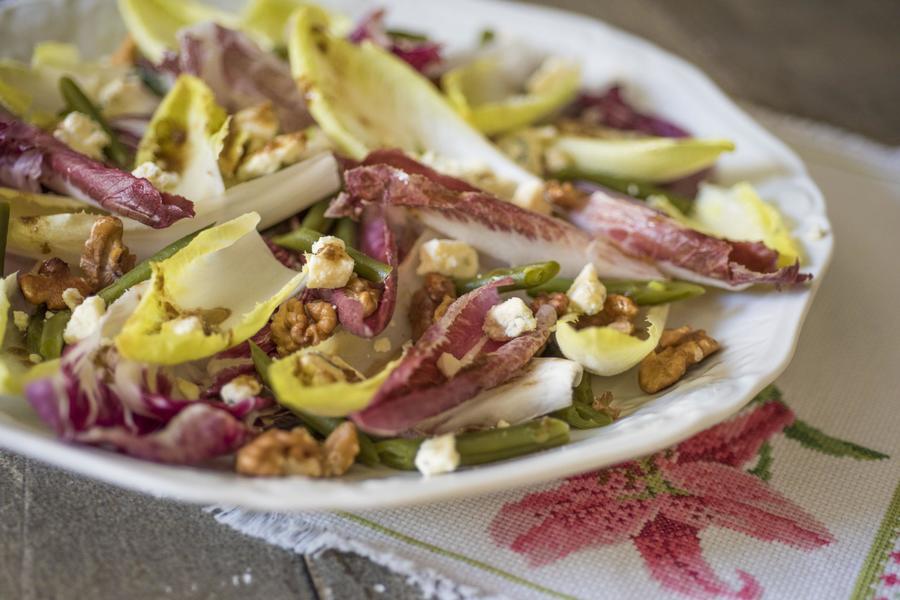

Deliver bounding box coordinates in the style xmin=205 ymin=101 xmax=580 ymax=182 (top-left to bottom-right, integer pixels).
xmin=548 ymin=136 xmax=735 ymax=182
xmin=650 ymin=182 xmax=803 ymax=268
xmin=443 ymin=56 xmax=580 ymax=136
xmin=2 ymin=152 xmax=340 ymax=263
xmin=0 ymin=274 xmax=58 ymax=394
xmin=555 ymin=305 xmax=669 ymax=376
xmin=115 ymin=212 xmax=305 ymax=365
xmin=287 ymin=5 xmax=540 ymax=190
xmin=136 ymin=74 xmax=229 ymax=205
xmin=269 ymin=351 xmax=401 ymax=417
xmin=117 ymin=0 xmax=238 ymax=64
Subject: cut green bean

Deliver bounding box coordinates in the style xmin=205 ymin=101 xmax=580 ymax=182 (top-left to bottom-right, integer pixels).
xmin=249 ymin=340 xmax=380 ymax=467
xmin=527 ymin=278 xmax=705 ymax=306
xmin=454 ymin=261 xmax=560 ymax=295
xmin=25 ymin=306 xmax=46 ymax=356
xmin=387 ymin=29 xmax=430 ymax=42
xmin=273 ymin=227 xmax=392 ymax=283
xmin=58 ymin=76 xmax=130 ymax=168
xmin=300 ymin=199 xmax=334 ymax=233
xmin=97 ymin=224 xmax=212 ymax=305
xmin=554 ymin=169 xmax=694 ymax=214
xmin=375 ymin=417 xmax=570 ymax=471
xmin=0 ymin=201 xmax=9 ymax=274
xmin=38 ymin=310 xmax=70 ymax=360
xmin=334 ymin=217 xmax=357 ymax=248
xmin=553 ymin=373 xmax=614 ymax=429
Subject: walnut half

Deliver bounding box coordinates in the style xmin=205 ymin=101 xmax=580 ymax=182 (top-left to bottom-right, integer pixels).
xmin=409 ymin=272 xmax=457 ymax=341
xmin=80 ymin=216 xmax=136 ymax=290
xmin=235 ymin=422 xmax=360 ymax=477
xmin=639 ymin=326 xmax=720 ymax=394
xmin=18 ymin=258 xmax=93 ymax=310
xmin=270 ymin=298 xmax=337 ymax=356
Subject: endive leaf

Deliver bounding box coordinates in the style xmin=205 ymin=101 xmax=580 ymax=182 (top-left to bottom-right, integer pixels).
xmin=269 ymin=351 xmax=401 ymax=417
xmin=443 ymin=56 xmax=580 ymax=136
xmin=240 ymin=0 xmax=308 ymax=48
xmin=287 ymin=5 xmax=539 ymax=190
xmin=651 ymin=182 xmax=803 ymax=268
xmin=556 ymin=305 xmax=669 ymax=376
xmin=117 ymin=0 xmax=237 ymax=64
xmin=136 ymin=74 xmax=229 ymax=204
xmin=115 ymin=212 xmax=305 ymax=365
xmin=548 ymin=135 xmax=735 ymax=183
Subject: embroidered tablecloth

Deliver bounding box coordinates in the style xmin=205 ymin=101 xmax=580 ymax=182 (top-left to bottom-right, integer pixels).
xmin=212 ymin=110 xmax=900 ymax=600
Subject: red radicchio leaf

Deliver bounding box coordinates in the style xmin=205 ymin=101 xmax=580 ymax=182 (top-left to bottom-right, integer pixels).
xmin=314 ymin=205 xmax=399 ymax=338
xmin=563 ymin=188 xmax=811 ymax=289
xmin=0 ymin=111 xmax=194 ymax=228
xmin=351 ymin=278 xmax=556 ymax=435
xmin=349 ymin=10 xmax=442 ymax=74
xmin=568 ymin=85 xmax=690 ymax=139
xmin=329 ymin=152 xmax=662 ymax=280
xmin=175 ymin=23 xmax=314 ymax=132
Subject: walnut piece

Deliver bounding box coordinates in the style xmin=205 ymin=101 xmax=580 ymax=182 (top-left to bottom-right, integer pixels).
xmin=543 ymin=180 xmax=586 ymax=209
xmin=409 ymin=272 xmax=457 ymax=341
xmin=530 ymin=292 xmax=570 ymax=318
xmin=270 ymin=298 xmax=337 ymax=356
xmin=639 ymin=326 xmax=720 ymax=394
xmin=343 ymin=274 xmax=381 ymax=318
xmin=18 ymin=258 xmax=92 ymax=310
xmin=80 ymin=216 xmax=137 ymax=290
xmin=236 ymin=422 xmax=360 ymax=477
xmin=575 ymin=293 xmax=639 ymax=335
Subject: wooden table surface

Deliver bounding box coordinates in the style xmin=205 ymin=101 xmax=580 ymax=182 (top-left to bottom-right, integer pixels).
xmin=2 ymin=1 xmax=898 ymax=598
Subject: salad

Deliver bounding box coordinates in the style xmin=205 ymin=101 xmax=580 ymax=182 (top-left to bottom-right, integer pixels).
xmin=0 ymin=0 xmax=810 ymax=479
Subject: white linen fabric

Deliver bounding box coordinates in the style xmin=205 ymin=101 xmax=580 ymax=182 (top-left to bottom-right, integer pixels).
xmin=211 ymin=111 xmax=900 ymax=600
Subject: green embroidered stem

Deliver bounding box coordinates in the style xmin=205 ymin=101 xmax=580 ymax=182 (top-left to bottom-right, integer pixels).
xmin=748 ymin=441 xmax=774 ymax=481
xmin=849 ymin=479 xmax=900 ymax=600
xmin=784 ymin=420 xmax=888 ymax=461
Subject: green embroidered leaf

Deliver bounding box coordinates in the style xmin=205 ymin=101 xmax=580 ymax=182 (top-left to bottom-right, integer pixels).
xmin=749 ymin=384 xmax=782 ymax=406
xmin=784 ymin=420 xmax=888 ymax=461
xmin=748 ymin=441 xmax=774 ymax=481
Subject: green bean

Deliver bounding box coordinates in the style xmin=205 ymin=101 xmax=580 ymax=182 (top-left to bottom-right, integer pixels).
xmin=454 ymin=261 xmax=560 ymax=295
xmin=135 ymin=64 xmax=168 ymax=97
xmin=334 ymin=217 xmax=357 ymax=248
xmin=375 ymin=417 xmax=570 ymax=471
xmin=249 ymin=341 xmax=380 ymax=467
xmin=97 ymin=224 xmax=212 ymax=306
xmin=387 ymin=29 xmax=429 ymax=42
xmin=273 ymin=227 xmax=393 ymax=283
xmin=38 ymin=310 xmax=70 ymax=359
xmin=300 ymin=199 xmax=334 ymax=234
xmin=25 ymin=306 xmax=46 ymax=356
xmin=554 ymin=169 xmax=695 ymax=214
xmin=553 ymin=373 xmax=614 ymax=429
xmin=58 ymin=76 xmax=130 ymax=168
xmin=527 ymin=278 xmax=705 ymax=306
xmin=0 ymin=201 xmax=9 ymax=275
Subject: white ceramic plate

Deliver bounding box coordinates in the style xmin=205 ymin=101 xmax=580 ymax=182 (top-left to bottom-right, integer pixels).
xmin=0 ymin=0 xmax=832 ymax=511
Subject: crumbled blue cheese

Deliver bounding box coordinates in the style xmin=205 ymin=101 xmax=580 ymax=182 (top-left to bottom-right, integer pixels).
xmin=63 ymin=295 xmax=106 ymax=344
xmin=169 ymin=315 xmax=204 ymax=336
xmin=12 ymin=311 xmax=29 ymax=333
xmin=483 ymin=297 xmax=537 ymax=341
xmin=236 ymin=128 xmax=332 ymax=182
xmin=61 ymin=287 xmax=84 ymax=311
xmin=566 ymin=263 xmax=607 ymax=316
xmin=306 ymin=236 xmax=355 ymax=289
xmin=414 ymin=433 xmax=460 ymax=476
xmin=233 ymin=102 xmax=279 ymax=153
xmin=220 ymin=375 xmax=262 ymax=405
xmin=511 ymin=179 xmax=551 ymax=214
xmin=132 ymin=161 xmax=180 ymax=192
xmin=416 ymin=239 xmax=479 ymax=278
xmin=53 ymin=112 xmax=110 ymax=160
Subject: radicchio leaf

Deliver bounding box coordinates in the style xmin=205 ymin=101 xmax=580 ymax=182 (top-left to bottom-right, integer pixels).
xmin=349 ymin=9 xmax=442 ymax=74
xmin=175 ymin=23 xmax=314 ymax=132
xmin=567 ymin=85 xmax=690 ymax=139
xmin=314 ymin=205 xmax=399 ymax=338
xmin=564 ymin=188 xmax=811 ymax=289
xmin=330 ymin=151 xmax=662 ymax=280
xmin=351 ymin=278 xmax=556 ymax=435
xmin=0 ymin=111 xmax=194 ymax=228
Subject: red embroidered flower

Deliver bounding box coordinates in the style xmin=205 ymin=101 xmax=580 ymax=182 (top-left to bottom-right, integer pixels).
xmin=490 ymin=400 xmax=834 ymax=599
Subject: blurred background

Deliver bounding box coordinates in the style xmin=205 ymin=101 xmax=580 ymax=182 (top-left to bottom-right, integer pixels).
xmin=523 ymin=0 xmax=900 ymax=144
